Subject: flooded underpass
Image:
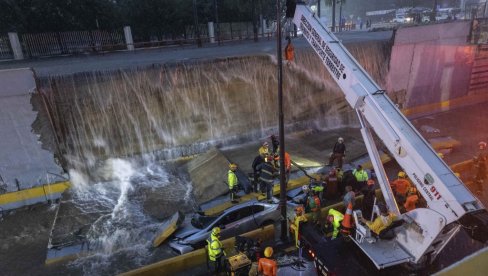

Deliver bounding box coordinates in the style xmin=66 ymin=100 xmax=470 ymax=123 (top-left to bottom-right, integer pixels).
xmin=1 ymin=25 xmax=487 ymax=276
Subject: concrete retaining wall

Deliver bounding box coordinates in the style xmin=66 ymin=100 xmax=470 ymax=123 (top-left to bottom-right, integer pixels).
xmin=0 ymin=68 xmax=65 ymax=191
xmin=387 ymin=21 xmax=482 ymax=111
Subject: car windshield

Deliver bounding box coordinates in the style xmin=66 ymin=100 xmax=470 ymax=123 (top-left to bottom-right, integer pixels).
xmin=191 ymin=215 xmax=218 ymax=229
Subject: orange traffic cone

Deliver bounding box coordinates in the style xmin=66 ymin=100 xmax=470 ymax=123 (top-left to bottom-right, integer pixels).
xmin=341 ymin=202 xmax=353 ymax=235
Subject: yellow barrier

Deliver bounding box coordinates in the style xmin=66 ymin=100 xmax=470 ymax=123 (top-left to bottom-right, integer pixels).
xmin=120 ymin=225 xmax=275 ymax=276
xmin=0 ymin=181 xmax=70 ymax=210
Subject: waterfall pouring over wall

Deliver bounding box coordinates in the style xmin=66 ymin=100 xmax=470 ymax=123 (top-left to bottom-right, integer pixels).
xmin=35 ymin=41 xmax=391 ymax=274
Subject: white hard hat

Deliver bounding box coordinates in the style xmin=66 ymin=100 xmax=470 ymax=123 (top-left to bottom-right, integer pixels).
xmin=338 ymin=137 xmax=344 ymax=142
xmin=302 ymin=185 xmax=309 ymax=192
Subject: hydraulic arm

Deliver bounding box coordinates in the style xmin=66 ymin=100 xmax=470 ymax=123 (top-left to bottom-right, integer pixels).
xmin=291 ymin=2 xmax=486 ymax=267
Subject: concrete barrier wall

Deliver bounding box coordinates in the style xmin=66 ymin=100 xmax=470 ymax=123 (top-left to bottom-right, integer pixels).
xmin=0 ymin=68 xmax=65 ymax=192
xmin=387 ymin=21 xmax=480 ymax=110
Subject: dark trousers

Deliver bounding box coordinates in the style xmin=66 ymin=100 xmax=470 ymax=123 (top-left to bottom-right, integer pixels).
xmin=209 ymin=256 xmax=222 ymax=273
xmin=229 ymin=187 xmax=238 ymax=202
xmin=253 ymin=173 xmax=260 ymax=193
xmin=261 ymin=181 xmax=273 ymax=200
xmin=329 ymin=153 xmax=344 ymax=169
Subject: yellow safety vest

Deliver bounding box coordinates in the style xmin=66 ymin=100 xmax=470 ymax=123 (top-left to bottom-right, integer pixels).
xmin=228 ymin=170 xmax=238 ymax=189
xmin=328 ymin=209 xmax=344 ymax=238
xmin=353 ymin=169 xmax=368 ymax=182
xmin=207 ymin=234 xmax=223 ymax=261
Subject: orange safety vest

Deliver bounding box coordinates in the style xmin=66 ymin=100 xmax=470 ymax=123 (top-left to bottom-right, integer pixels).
xmin=404 ymin=194 xmax=419 ymax=212
xmin=391 ymin=179 xmax=411 ymax=196
xmin=284 ymin=44 xmax=294 ymax=61
xmin=258 ymin=257 xmax=277 ymax=276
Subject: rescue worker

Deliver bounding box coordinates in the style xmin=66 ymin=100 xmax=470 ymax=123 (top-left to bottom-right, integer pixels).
xmin=328 ymin=137 xmax=346 ymax=169
xmin=404 ymin=187 xmax=419 ymax=212
xmin=306 ymin=189 xmax=321 ymax=224
xmin=343 ymin=185 xmax=355 ymax=208
xmin=275 ymin=148 xmax=292 ymax=184
xmin=251 ymin=154 xmax=265 ymax=193
xmin=228 ymin=163 xmax=239 ymax=203
xmin=390 ymin=171 xmax=411 ymax=203
xmin=352 ymin=164 xmax=368 ymax=192
xmin=361 ymin=179 xmax=376 ymax=220
xmin=258 ymin=247 xmax=277 ymax=276
xmin=270 ymin=135 xmax=280 ymax=155
xmin=325 ymin=169 xmax=338 ymax=199
xmin=474 ymin=141 xmax=487 ymax=193
xmin=284 ymin=36 xmax=294 ymax=64
xmin=324 ymin=208 xmax=344 ymax=239
xmin=259 ymin=142 xmax=270 ymax=158
xmin=360 ymin=203 xmax=396 ymax=236
xmin=207 ymin=227 xmax=225 ymax=273
xmin=289 ymin=205 xmax=307 ymax=248
xmin=256 ymin=157 xmax=275 ymax=201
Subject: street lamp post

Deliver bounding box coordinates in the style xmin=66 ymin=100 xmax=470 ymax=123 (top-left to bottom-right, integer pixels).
xmin=277 ymin=0 xmax=287 ymax=242
xmin=193 ymin=0 xmax=202 ymax=47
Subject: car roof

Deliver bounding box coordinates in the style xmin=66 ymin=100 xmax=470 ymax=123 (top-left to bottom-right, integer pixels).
xmin=222 ymin=199 xmax=267 ymax=213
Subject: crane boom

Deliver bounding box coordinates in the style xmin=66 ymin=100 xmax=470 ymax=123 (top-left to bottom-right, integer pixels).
xmin=292 ymin=4 xmax=481 ymax=222
xmin=291 ymin=2 xmax=486 ymax=268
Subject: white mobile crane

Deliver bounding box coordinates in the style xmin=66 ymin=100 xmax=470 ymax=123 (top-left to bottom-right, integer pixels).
xmin=290 ymin=2 xmax=488 ymax=271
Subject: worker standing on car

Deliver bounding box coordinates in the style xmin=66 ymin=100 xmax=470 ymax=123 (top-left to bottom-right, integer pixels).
xmin=257 ymin=157 xmax=275 ymax=202
xmin=207 ymin=227 xmax=225 ymax=273
xmin=289 ymin=205 xmax=307 ymax=248
xmin=258 ymin=247 xmax=277 ymax=276
xmin=328 ymin=137 xmax=346 ymax=169
xmin=228 ymin=163 xmax=239 ymax=203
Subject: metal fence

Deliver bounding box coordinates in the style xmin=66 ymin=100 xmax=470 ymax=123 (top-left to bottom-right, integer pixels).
xmin=132 ymin=21 xmax=261 ymax=48
xmin=21 ymin=30 xmax=125 ymax=58
xmin=0 ymin=34 xmax=13 ymax=60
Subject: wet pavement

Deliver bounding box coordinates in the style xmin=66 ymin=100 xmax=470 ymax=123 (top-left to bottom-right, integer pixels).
xmin=0 ymin=31 xmax=392 ymax=77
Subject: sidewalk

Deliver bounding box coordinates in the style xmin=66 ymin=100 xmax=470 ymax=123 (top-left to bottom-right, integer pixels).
xmin=0 ymin=31 xmax=392 ymax=77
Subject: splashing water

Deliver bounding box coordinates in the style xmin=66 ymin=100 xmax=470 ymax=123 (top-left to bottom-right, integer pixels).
xmin=36 ymin=42 xmax=391 ymax=274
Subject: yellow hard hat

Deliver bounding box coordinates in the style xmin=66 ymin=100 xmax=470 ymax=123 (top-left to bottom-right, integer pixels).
xmin=212 ymin=227 xmax=221 ymax=236
xmin=264 ymin=247 xmax=273 ymax=258
xmin=437 ymin=152 xmax=444 ymax=159
xmin=398 ymin=171 xmax=406 ymax=178
xmin=229 ymin=163 xmax=237 ymax=170
xmin=454 ymin=172 xmax=460 ymax=178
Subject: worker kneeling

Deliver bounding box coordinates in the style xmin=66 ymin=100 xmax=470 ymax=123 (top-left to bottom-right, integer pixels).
xmin=360 ymin=203 xmax=397 ymax=239
xmin=324 ymin=208 xmax=344 ymax=239
xmin=289 ymin=206 xmax=307 ymax=248
xmin=258 ymin=247 xmax=277 ymax=276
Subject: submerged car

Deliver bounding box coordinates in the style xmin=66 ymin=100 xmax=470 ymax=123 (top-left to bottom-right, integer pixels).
xmin=169 ymin=200 xmax=280 ymax=254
